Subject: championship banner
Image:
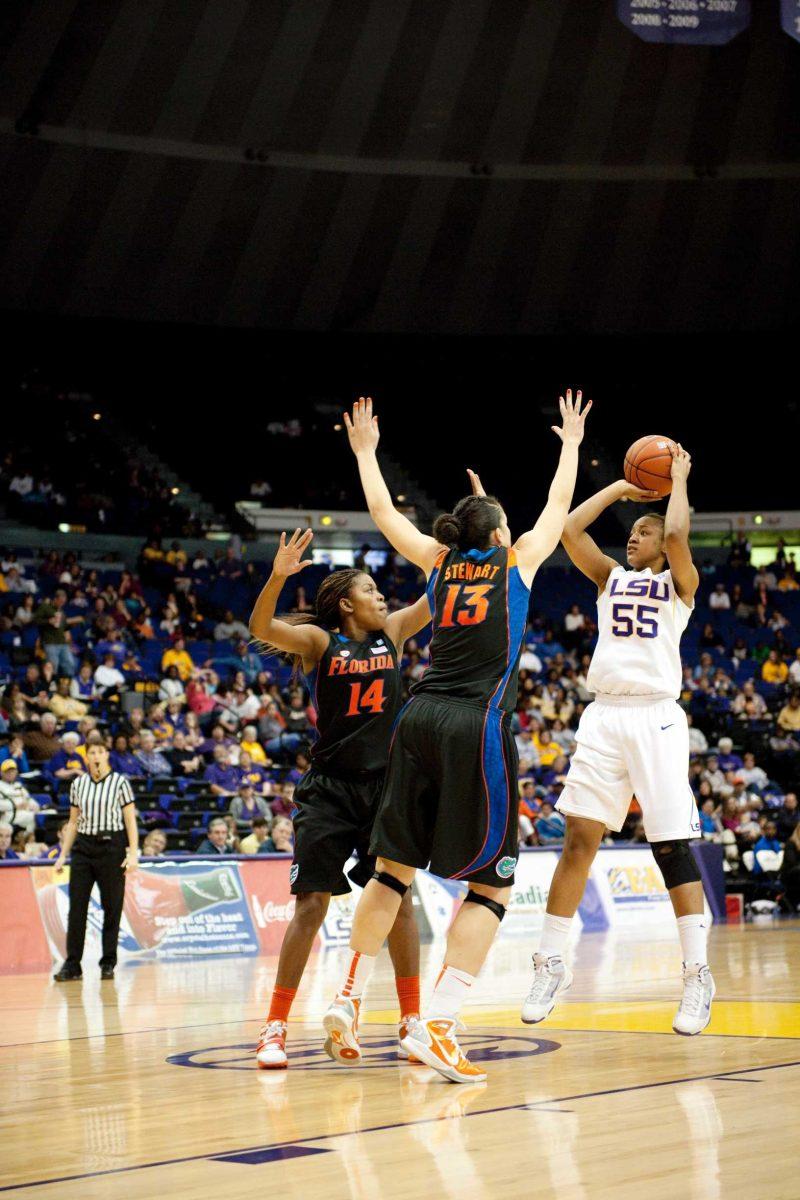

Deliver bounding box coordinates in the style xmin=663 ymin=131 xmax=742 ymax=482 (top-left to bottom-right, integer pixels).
xmin=780 ymin=0 xmax=800 ymax=42
xmin=617 ymin=0 xmax=751 ymax=45
xmin=33 ymin=861 xmax=260 ymax=963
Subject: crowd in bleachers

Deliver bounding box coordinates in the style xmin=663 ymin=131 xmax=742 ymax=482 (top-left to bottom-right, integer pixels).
xmin=0 ymin=535 xmax=799 ymax=911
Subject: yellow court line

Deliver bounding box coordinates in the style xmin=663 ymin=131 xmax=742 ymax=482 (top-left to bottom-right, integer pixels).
xmin=364 ymin=1001 xmax=800 ymax=1039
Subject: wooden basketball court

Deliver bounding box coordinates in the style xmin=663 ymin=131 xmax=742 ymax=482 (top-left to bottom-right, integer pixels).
xmin=3 ymin=923 xmax=799 ymax=1199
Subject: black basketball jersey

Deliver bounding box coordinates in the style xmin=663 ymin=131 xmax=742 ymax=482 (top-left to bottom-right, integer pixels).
xmin=413 ymin=546 xmax=530 ymax=713
xmin=308 ymin=630 xmax=401 ymax=773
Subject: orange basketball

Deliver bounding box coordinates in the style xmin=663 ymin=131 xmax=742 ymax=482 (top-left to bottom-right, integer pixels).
xmin=624 ymin=434 xmax=676 ymax=498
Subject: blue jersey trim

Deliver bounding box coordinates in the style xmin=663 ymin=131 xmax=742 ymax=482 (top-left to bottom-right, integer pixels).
xmin=464 ymin=547 xmax=499 ymax=563
xmin=453 ymin=707 xmax=510 ymax=878
xmin=490 ymin=563 xmax=530 ymax=711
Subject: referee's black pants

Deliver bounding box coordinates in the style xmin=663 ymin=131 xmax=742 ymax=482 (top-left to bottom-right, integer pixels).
xmin=64 ymin=832 xmax=128 ymax=970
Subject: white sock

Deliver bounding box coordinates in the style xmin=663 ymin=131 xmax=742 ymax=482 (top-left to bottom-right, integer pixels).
xmin=676 ymin=914 xmax=709 ymax=966
xmin=538 ymin=913 xmax=573 ymax=960
xmin=426 ymin=964 xmax=476 ymax=1021
xmin=339 ymin=950 xmax=376 ymax=1000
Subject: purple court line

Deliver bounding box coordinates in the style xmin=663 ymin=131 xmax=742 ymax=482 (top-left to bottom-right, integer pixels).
xmin=1 ymin=1058 xmax=798 ymax=1194
xmin=2 ymin=1017 xmax=264 ymax=1050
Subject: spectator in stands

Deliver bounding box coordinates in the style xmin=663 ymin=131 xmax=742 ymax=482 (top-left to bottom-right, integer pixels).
xmin=71 ymin=661 xmax=97 ymax=703
xmin=0 ymin=734 xmax=30 ymax=775
xmin=229 ymin=780 xmax=271 ymax=827
xmin=165 ymin=730 xmax=203 ymax=778
xmin=35 ymin=589 xmax=80 ymax=677
xmin=0 ymin=760 xmax=40 ymax=832
xmin=49 ymin=676 xmax=88 ymax=723
xmin=161 ymin=635 xmax=194 ymax=681
xmin=751 ymin=820 xmax=782 ymax=876
xmin=762 ymin=650 xmax=788 ymax=686
xmin=0 ymin=821 xmax=19 ymax=860
xmin=519 ymin=642 xmax=543 ymax=673
xmin=204 ymin=745 xmax=239 ymax=798
xmin=562 ymin=604 xmax=585 ymax=651
xmin=142 ymin=830 xmax=167 ymax=857
xmin=195 ymin=816 xmax=234 ymax=855
xmin=94 ymin=652 xmax=126 ymax=697
xmin=47 ymin=732 xmax=86 ymax=784
xmin=739 ymin=752 xmax=769 ymax=792
xmin=780 ymin=824 xmax=800 ymax=910
xmin=535 ymin=801 xmax=566 ymax=845
xmin=186 ymin=670 xmax=217 ymax=722
xmin=134 ymin=730 xmax=172 ymax=777
xmin=236 ymin=750 xmax=269 ymax=794
xmin=533 ymin=724 xmax=560 ymax=767
xmin=239 ymin=724 xmax=268 ymax=765
xmin=23 ymin=711 xmax=60 ymax=764
xmin=777 ymin=692 xmax=800 ymax=735
xmin=218 ymin=545 xmax=243 ymax=581
xmin=709 ymin=582 xmax=731 ymax=611
xmin=258 ymin=815 xmax=294 ymax=854
xmin=731 ymin=681 xmax=768 ymax=719
xmin=698 ymin=797 xmax=722 ymax=838
xmin=238 ymin=815 xmax=270 ymax=854
xmin=716 ymin=737 xmax=743 ymax=774
xmin=214 ymin=609 xmax=250 ymax=642
xmin=259 ymin=701 xmax=300 ymax=757
xmin=776 ymin=793 xmax=799 ymax=841
xmin=158 ymin=664 xmax=185 ymax=703
xmin=110 ymin=734 xmax=141 ymax=777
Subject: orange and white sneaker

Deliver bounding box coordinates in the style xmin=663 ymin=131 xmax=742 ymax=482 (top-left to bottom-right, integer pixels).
xmin=255 ymin=1019 xmax=288 ymax=1070
xmin=322 ymin=995 xmax=362 ymax=1066
xmin=398 ymin=1014 xmax=422 ymax=1063
xmin=400 ymin=1016 xmax=486 ymax=1084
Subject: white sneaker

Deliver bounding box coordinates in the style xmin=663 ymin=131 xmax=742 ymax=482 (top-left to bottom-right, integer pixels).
xmin=520 ymin=953 xmax=573 ymax=1024
xmin=322 ymin=994 xmax=362 ymax=1066
xmin=255 ymin=1019 xmax=288 ymax=1069
xmin=673 ymin=963 xmax=715 ymax=1036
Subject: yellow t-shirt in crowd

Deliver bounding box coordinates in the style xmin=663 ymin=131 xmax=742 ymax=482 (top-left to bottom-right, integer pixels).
xmin=240 ymin=739 xmax=267 ymax=764
xmin=778 ymin=704 xmax=800 ymax=731
xmin=161 ymin=648 xmax=194 ymax=681
xmin=762 ymin=660 xmax=788 ymax=685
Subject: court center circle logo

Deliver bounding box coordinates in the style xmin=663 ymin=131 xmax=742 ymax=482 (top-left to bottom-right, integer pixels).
xmin=167 ymin=1032 xmax=560 ymax=1071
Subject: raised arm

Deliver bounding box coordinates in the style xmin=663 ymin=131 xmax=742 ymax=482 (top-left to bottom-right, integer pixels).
xmin=561 ymin=480 xmax=657 ymax=591
xmin=345 ymin=397 xmax=442 ymax=575
xmin=512 ymin=390 xmax=591 ymax=586
xmin=248 ymin=530 xmax=329 ymax=670
xmin=384 ymin=594 xmax=433 ymax=649
xmin=664 ymin=443 xmax=699 ymax=606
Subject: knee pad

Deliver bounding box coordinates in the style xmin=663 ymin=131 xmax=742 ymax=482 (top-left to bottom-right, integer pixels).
xmin=372 ymin=870 xmax=409 ymax=898
xmin=651 ymin=840 xmax=701 ymax=890
xmin=464 ymin=890 xmax=506 ymax=922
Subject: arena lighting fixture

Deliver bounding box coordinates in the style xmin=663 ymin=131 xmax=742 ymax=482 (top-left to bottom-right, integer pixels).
xmin=171 ymin=487 xmax=180 ymax=495
xmin=397 ymin=494 xmax=407 ymax=503
xmin=754 ymin=514 xmax=764 ymax=525
xmin=92 ymin=412 xmax=101 ymax=420
xmin=333 ymin=423 xmax=342 ymax=431
xmin=590 ymin=459 xmax=599 ymax=467
xmin=58 ymin=523 xmax=70 ymax=533
xmin=321 ymin=515 xmax=333 ymax=526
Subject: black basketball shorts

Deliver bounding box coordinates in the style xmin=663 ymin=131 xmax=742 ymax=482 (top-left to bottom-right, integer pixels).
xmin=289 ymin=767 xmax=384 ymax=895
xmin=370 ymin=694 xmax=519 ymax=886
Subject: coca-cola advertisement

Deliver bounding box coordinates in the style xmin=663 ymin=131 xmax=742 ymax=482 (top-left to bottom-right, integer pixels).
xmin=240 ymin=858 xmax=297 ymax=954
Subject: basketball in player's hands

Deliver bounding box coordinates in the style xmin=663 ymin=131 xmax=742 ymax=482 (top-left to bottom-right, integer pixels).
xmin=624 ymin=435 xmax=676 ymax=498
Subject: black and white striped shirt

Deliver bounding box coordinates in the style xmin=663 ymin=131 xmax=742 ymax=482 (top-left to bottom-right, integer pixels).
xmin=69 ymin=772 xmax=135 ymax=835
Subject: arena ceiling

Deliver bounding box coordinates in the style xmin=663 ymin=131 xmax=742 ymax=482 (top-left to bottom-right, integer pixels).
xmin=1 ymin=0 xmax=799 ymax=336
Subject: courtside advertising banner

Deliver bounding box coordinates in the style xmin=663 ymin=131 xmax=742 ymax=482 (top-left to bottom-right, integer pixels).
xmin=32 ymin=860 xmax=260 ymax=963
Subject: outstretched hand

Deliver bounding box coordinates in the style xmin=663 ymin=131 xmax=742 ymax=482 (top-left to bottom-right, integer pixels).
xmin=552 ymin=388 xmax=592 ymax=446
xmin=467 ymin=468 xmax=486 ymax=498
xmin=343 ymin=396 xmax=380 ymax=455
xmin=670 ymin=442 xmax=692 ymax=483
xmin=273 ymin=529 xmax=314 ymax=578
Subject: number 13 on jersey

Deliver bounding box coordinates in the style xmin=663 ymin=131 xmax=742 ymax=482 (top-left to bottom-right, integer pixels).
xmin=439 ymin=583 xmax=492 ymax=628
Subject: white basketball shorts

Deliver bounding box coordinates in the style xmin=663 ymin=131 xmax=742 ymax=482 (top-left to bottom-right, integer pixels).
xmin=556 ymin=696 xmax=701 ymax=842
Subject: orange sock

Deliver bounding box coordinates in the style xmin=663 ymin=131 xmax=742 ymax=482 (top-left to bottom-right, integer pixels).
xmin=267 ymin=985 xmax=297 ymax=1024
xmin=395 ymin=975 xmax=420 ymax=1018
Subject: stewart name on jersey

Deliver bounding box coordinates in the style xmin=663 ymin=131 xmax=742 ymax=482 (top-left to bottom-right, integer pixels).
xmin=308 ymin=630 xmax=401 ymax=773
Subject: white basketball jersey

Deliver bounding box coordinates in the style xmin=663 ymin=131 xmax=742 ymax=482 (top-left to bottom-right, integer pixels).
xmin=586 ymin=566 xmax=692 ymax=699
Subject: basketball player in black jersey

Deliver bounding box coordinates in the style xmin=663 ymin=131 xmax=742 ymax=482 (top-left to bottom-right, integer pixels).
xmin=323 ymin=393 xmax=590 ymax=1083
xmin=249 ymin=530 xmax=431 ymax=1069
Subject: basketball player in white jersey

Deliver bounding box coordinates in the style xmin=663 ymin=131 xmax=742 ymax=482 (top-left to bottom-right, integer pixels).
xmin=521 ymin=444 xmax=715 ymax=1036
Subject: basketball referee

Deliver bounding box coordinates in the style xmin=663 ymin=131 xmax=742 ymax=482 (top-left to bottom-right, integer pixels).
xmin=53 ymin=741 xmax=139 ymax=981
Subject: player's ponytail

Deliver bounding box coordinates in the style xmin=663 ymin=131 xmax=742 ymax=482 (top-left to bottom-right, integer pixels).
xmin=433 ymin=495 xmax=503 ymax=551
xmin=252 ymin=569 xmax=363 ymax=679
